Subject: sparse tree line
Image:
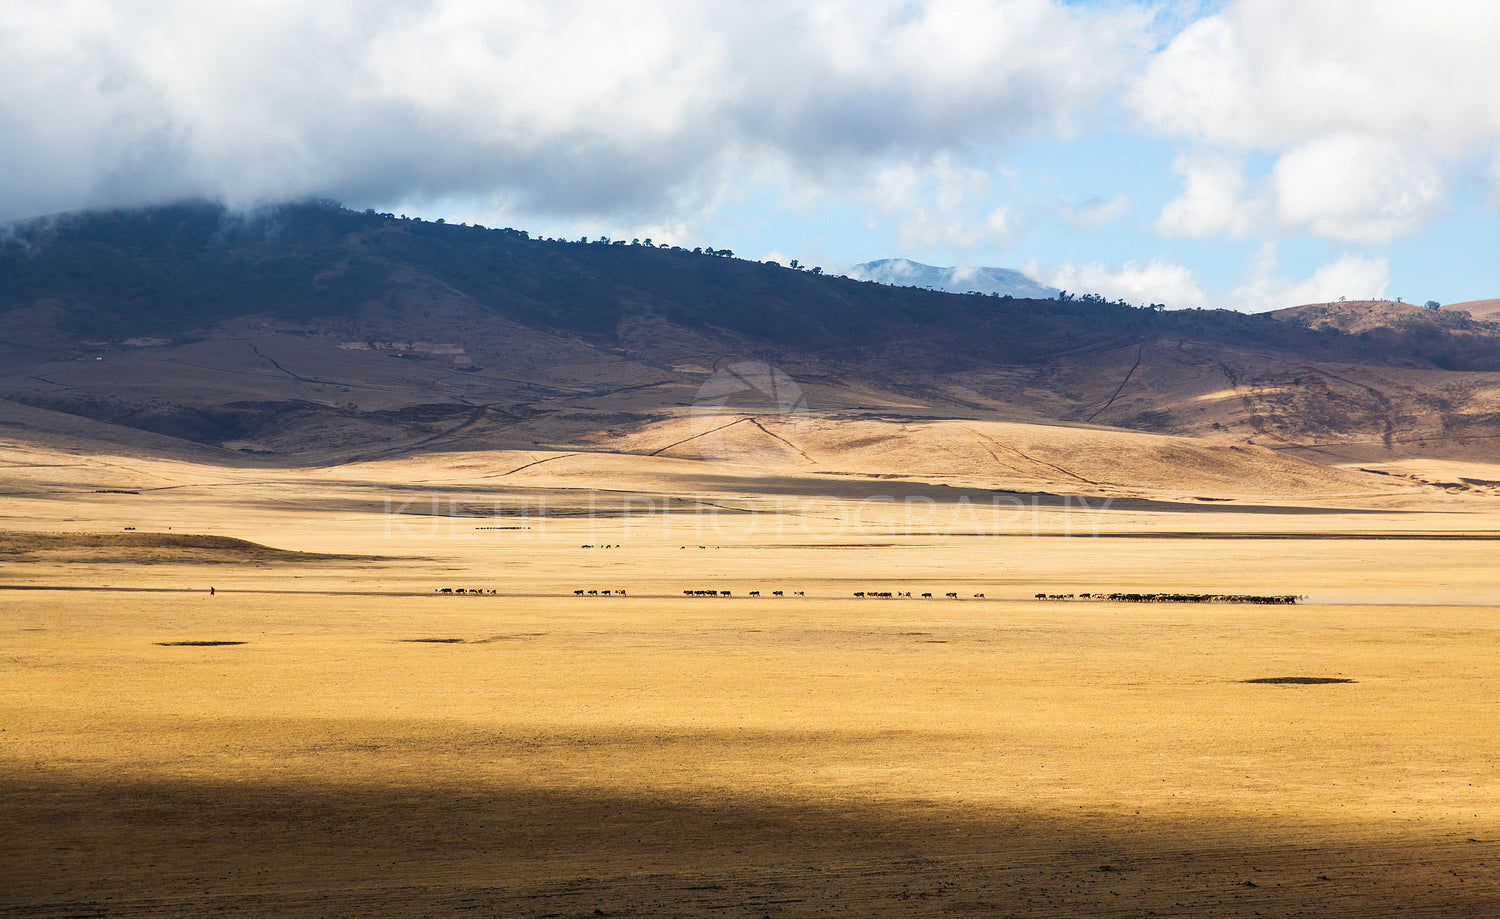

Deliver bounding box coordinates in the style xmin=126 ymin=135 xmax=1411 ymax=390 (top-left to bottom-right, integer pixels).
xmin=27 ymin=200 xmax=1498 ymax=379
xmin=362 ymin=209 xmax=739 ymax=258
xmin=1056 ymin=291 xmax=1164 ymax=311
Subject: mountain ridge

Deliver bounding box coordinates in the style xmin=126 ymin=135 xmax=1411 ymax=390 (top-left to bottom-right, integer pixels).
xmin=3 ymin=200 xmax=1500 ymax=483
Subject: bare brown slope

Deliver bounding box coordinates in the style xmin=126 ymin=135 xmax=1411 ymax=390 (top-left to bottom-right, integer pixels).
xmin=0 ymin=531 xmax=375 ymax=564
xmin=8 ymin=313 xmax=1500 ymax=491
xmin=1447 ymin=297 xmax=1500 ymax=320
xmin=1268 ymin=299 xmax=1444 ymax=332
xmin=6 ymin=202 xmax=1500 ymax=482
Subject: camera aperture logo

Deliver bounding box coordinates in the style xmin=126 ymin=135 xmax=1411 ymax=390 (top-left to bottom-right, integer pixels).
xmin=690 ymin=361 xmax=812 ymax=468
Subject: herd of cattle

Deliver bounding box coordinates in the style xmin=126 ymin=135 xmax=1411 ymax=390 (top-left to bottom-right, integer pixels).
xmin=430 ymin=588 xmax=1296 ymax=603
xmin=682 ymin=590 xmax=805 ymax=597
xmin=853 ymin=591 xmax=984 ymax=599
xmin=1036 ymin=592 xmax=1301 ymax=604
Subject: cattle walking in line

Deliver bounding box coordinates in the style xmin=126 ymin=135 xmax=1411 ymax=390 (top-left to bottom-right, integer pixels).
xmin=772 ymin=591 xmax=783 ymax=597
xmin=921 ymin=592 xmax=932 ymax=599
xmin=1034 ymin=592 xmax=1299 ymax=604
xmin=946 ymin=592 xmax=959 ymax=599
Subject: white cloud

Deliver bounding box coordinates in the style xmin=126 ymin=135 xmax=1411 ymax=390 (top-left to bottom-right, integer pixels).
xmin=1134 ymin=0 xmax=1500 ymax=153
xmin=1155 ymin=138 xmax=1445 ymax=244
xmin=1062 ymin=194 xmax=1128 ymax=228
xmin=1271 ymin=135 xmax=1444 ymax=243
xmin=868 ymin=154 xmax=1022 ymax=249
xmin=1022 ymin=245 xmax=1392 ymax=314
xmin=0 ymin=0 xmax=1157 ymax=224
xmin=1028 ymin=248 xmax=1391 ymax=314
xmin=1025 ymin=258 xmax=1207 ymax=308
xmin=949 ymin=263 xmax=984 ymax=287
xmin=11 ymin=0 xmax=1495 ymax=297
xmin=984 ymin=204 xmax=1018 ymax=239
xmin=1283 ymin=256 xmax=1391 ymax=308
xmin=1155 ymin=152 xmax=1257 ymax=238
xmin=1486 ymin=149 xmax=1500 ymax=209
xmin=1135 ymin=0 xmax=1500 ymax=240
xmin=870 ymin=157 xmax=992 ymax=218
xmin=1221 ymin=244 xmax=1390 ymax=312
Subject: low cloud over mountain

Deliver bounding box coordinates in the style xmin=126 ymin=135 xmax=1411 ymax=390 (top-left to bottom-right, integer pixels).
xmin=844 ymin=259 xmax=1059 ymax=300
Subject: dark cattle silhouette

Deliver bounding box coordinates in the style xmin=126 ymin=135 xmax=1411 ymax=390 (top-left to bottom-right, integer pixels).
xmin=1036 ymin=592 xmax=1299 ymax=604
xmin=1038 ymin=590 xmax=1296 ymax=605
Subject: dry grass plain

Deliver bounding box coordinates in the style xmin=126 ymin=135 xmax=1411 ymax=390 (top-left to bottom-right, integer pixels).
xmin=4 ymin=436 xmax=1500 ymax=917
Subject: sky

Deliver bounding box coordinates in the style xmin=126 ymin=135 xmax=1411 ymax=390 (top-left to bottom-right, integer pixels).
xmin=4 ymin=0 xmax=1500 ymax=311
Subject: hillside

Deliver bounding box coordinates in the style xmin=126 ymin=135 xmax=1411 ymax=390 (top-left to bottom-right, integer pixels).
xmin=3 ymin=200 xmax=1500 ymax=493
xmin=1447 ymin=298 xmax=1500 ymax=321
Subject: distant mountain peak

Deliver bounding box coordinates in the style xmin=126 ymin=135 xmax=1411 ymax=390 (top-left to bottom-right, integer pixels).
xmin=844 ymin=258 xmax=1059 ymax=299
